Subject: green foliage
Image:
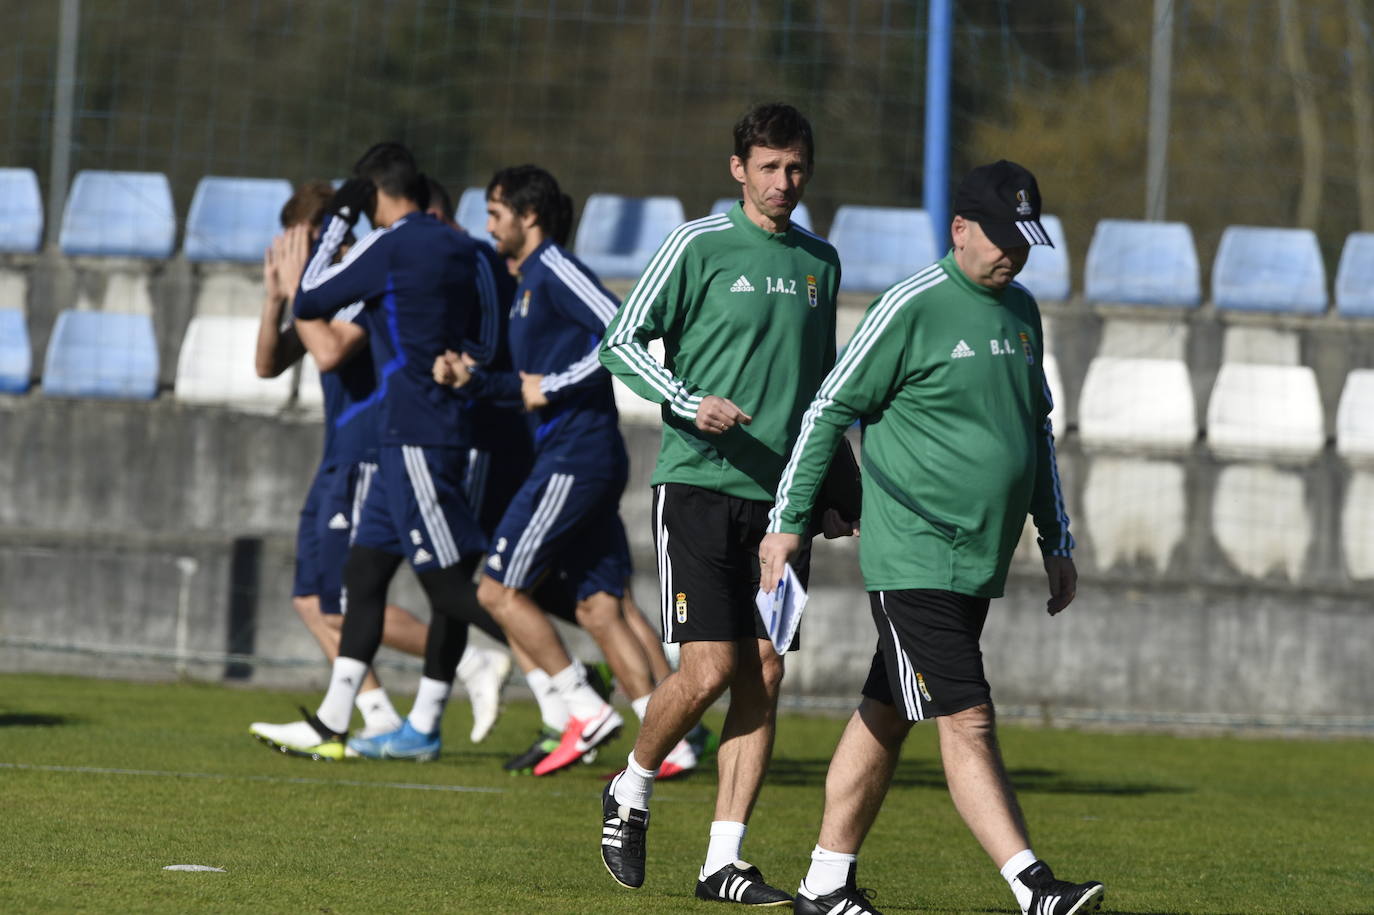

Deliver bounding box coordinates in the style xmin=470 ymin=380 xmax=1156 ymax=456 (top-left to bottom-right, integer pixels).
xmin=1 ymin=674 xmax=1370 ymax=913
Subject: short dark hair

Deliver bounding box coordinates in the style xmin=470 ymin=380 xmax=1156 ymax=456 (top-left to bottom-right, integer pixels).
xmin=426 ymin=176 xmax=454 ymax=221
xmin=487 ymin=165 xmax=574 ymax=246
xmin=733 ymin=102 xmax=814 ymax=168
xmin=279 ymin=180 xmax=335 ymax=229
xmin=353 ymin=141 xmax=429 ymax=209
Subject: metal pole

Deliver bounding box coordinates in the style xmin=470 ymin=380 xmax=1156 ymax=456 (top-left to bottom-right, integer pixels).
xmin=923 ymin=0 xmax=953 ymax=260
xmin=46 ymin=0 xmax=80 ymax=249
xmin=1146 ymin=0 xmax=1174 ymax=220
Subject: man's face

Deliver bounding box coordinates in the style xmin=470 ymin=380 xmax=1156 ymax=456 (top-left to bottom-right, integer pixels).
xmin=951 ymin=216 xmax=1030 ymax=291
xmin=730 ymin=144 xmax=811 ymax=224
xmin=486 ymin=188 xmax=526 ymax=259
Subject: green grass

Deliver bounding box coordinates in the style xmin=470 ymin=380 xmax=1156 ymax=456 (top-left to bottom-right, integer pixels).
xmin=0 ymin=674 xmax=1369 ymax=914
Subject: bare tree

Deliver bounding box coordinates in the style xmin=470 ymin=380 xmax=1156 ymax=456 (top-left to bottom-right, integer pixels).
xmin=1280 ymin=0 xmax=1325 ymax=229
xmin=1348 ymin=0 xmax=1374 ymax=230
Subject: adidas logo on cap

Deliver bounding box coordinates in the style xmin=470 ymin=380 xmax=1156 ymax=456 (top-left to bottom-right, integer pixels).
xmin=729 ymin=275 xmax=755 ymax=293
xmin=951 ymin=340 xmax=975 ymax=359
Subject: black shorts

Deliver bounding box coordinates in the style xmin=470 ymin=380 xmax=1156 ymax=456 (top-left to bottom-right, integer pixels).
xmin=652 ymin=482 xmax=811 ymax=646
xmin=861 ymin=589 xmax=992 ymax=721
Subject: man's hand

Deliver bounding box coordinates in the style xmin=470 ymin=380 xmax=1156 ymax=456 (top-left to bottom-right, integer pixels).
xmin=262 ymin=234 xmax=286 ymax=304
xmin=1044 ymin=555 xmax=1077 ymax=615
xmin=758 ymin=532 xmax=802 ymax=594
xmin=695 ymin=395 xmax=752 ymax=435
xmin=433 ymin=350 xmax=471 ymax=387
xmin=274 ymin=224 xmax=309 ymax=304
xmin=520 ymin=372 xmax=548 ymax=411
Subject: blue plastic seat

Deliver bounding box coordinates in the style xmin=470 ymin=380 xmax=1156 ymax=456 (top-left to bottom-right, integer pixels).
xmin=42 ymin=310 xmax=159 ymax=399
xmin=1083 ymin=218 xmax=1201 ymax=307
xmin=1212 ymin=226 xmax=1327 ymax=313
xmin=0 ymin=168 xmax=43 ymax=253
xmin=456 ymin=187 xmax=494 ymax=247
xmin=709 ymin=197 xmax=814 ymax=232
xmin=1014 ymin=214 xmax=1071 ymax=302
xmin=0 ymin=309 xmax=31 ymax=392
xmin=183 ymin=176 xmax=293 ymax=263
xmin=59 ymin=170 xmax=176 ymax=258
xmin=1335 ymin=233 xmax=1374 ymax=317
xmin=829 ymin=205 xmax=935 ymax=293
xmin=573 ymin=194 xmax=686 ymax=279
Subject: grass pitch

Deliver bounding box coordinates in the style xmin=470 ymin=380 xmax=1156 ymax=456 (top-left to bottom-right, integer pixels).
xmin=0 ymin=673 xmax=1369 ymax=914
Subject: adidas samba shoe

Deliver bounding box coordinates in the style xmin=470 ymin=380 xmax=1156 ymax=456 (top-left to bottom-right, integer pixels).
xmin=696 ymin=861 xmax=792 ymax=906
xmin=600 ymin=781 xmax=649 ymax=889
xmin=1017 ymin=861 xmax=1105 ymax=915
xmin=795 ymin=864 xmax=884 ymax=915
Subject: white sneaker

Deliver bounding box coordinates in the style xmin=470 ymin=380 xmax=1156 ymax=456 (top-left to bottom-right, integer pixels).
xmin=249 ymin=719 xmax=326 ymax=747
xmin=460 ymin=647 xmax=512 ymax=743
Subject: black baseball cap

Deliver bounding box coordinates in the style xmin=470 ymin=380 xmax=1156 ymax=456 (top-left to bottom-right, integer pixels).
xmin=952 ymin=159 xmax=1053 ymax=248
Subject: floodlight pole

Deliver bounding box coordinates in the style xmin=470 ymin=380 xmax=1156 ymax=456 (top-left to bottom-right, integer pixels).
xmin=1146 ymin=0 xmax=1174 ymax=220
xmin=46 ymin=0 xmax=80 ymax=249
xmin=923 ymin=0 xmax=953 ymax=260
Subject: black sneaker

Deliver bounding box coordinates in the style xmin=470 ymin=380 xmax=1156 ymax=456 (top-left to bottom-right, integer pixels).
xmin=1017 ymin=861 xmax=1105 ymax=915
xmin=600 ymin=781 xmax=648 ymax=889
xmin=502 ymin=727 xmax=560 ymax=773
xmin=794 ymin=865 xmax=884 ymax=915
xmin=695 ymin=861 xmax=793 ymax=906
xmin=585 ymin=660 xmax=616 ymax=702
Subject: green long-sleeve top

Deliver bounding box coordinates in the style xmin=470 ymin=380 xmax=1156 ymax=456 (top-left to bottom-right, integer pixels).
xmin=600 ymin=203 xmax=842 ymax=501
xmin=767 ymin=252 xmax=1073 ymax=597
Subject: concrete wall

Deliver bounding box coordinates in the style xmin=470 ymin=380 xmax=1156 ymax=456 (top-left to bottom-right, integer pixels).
xmin=2 ymin=298 xmax=1373 ymax=728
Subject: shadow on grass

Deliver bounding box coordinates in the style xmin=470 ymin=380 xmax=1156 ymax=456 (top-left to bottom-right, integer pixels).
xmin=0 ymin=713 xmax=72 ymax=728
xmin=766 ymin=756 xmax=1191 ymax=797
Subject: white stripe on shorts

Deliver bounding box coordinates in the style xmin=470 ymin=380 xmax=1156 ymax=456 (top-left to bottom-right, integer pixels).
xmin=338 ymin=460 xmax=378 ymax=616
xmin=654 ymin=484 xmax=675 ymax=642
xmin=878 ymin=592 xmax=925 ymax=721
xmin=505 ymin=473 xmax=574 ymax=589
xmin=402 ymin=445 xmax=460 ymax=568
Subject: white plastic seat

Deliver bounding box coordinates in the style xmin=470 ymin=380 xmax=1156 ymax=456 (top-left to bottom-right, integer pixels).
xmin=1335 ymin=232 xmax=1374 ymax=317
xmin=1205 ymin=363 xmax=1324 ymax=461
xmin=297 ymin=355 xmax=324 ymax=412
xmin=1042 ymin=352 xmax=1066 ymax=437
xmin=1335 ymin=370 xmax=1374 ymax=463
xmin=1078 ymin=358 xmax=1196 ymax=452
xmin=59 ymin=170 xmax=176 ymax=259
xmin=1083 ymin=218 xmax=1201 ymax=307
xmin=573 ymin=194 xmax=686 ymax=280
xmin=1212 ymin=464 xmax=1312 ymax=580
xmin=1082 ymin=456 xmax=1186 ymax=572
xmin=1014 ymin=214 xmax=1070 ymax=302
xmin=173 ymin=315 xmax=294 ymax=411
xmin=829 ymin=206 xmax=934 ymax=293
xmin=456 ymin=187 xmax=495 ymax=247
xmin=612 ymin=338 xmax=669 ymax=425
xmin=0 ymin=168 xmax=43 ymax=253
xmin=1341 ymin=471 xmax=1374 ymax=579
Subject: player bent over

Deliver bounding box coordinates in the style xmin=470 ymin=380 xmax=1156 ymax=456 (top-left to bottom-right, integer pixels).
xmin=758 ymin=160 xmax=1104 ymax=915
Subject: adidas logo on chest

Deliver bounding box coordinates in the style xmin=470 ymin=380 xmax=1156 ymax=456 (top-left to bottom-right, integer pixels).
xmin=730 ymin=275 xmax=755 ymax=293
xmin=950 ymin=339 xmax=975 ymax=359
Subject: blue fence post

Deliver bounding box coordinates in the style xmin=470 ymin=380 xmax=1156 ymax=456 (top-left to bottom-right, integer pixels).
xmin=923 ymin=0 xmax=952 ymax=261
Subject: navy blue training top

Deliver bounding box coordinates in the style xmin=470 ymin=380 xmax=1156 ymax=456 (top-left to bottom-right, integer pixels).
xmin=295 ymin=211 xmax=489 ymax=449
xmin=465 ymin=239 xmax=626 ymax=477
xmin=316 ymin=300 xmax=380 ymax=469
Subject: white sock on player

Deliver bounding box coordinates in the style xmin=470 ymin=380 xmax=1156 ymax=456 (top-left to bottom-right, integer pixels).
xmin=316 ymin=656 xmax=369 ymax=734
xmin=406 ymin=676 xmax=452 ymax=735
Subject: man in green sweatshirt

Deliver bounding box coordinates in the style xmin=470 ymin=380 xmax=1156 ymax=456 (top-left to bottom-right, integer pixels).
xmin=758 ymin=161 xmax=1104 ymax=915
xmin=596 ymin=102 xmax=843 ymax=905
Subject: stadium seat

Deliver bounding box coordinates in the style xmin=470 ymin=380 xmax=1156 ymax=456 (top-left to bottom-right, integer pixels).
xmin=1014 ymin=213 xmax=1071 ymax=302
xmin=1335 ymin=369 xmax=1374 ymax=462
xmin=0 ymin=167 xmax=43 ymax=253
xmin=0 ymin=308 xmax=32 ymax=393
xmin=58 ymin=170 xmax=176 ymax=258
xmin=183 ymin=176 xmax=293 ymax=263
xmin=1211 ymin=463 xmax=1312 ymax=580
xmin=1077 ymin=357 xmax=1196 ymax=451
xmin=297 ymin=354 xmax=324 ymax=412
xmin=1205 ymin=363 xmax=1325 ymax=461
xmin=573 ymin=194 xmax=686 ymax=279
xmin=1341 ymin=471 xmax=1374 ymax=579
xmin=1082 ymin=456 xmax=1186 ymax=572
xmin=42 ymin=310 xmax=159 ymax=399
xmin=612 ymin=338 xmax=670 ymax=425
xmin=1083 ymin=218 xmax=1201 ymax=307
xmin=1334 ymin=232 xmax=1374 ymax=317
xmin=173 ymin=315 xmax=294 ymax=411
xmin=829 ymin=205 xmax=935 ymax=293
xmin=1212 ymin=226 xmax=1327 ymax=314
xmin=710 ymin=197 xmax=814 ymax=232
xmin=1042 ymin=352 xmax=1066 ymax=435
xmin=456 ymin=187 xmax=494 ymax=246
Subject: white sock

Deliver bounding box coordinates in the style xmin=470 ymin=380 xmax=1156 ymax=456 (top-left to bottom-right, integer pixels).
xmin=355 ymin=687 xmax=403 ymax=732
xmin=316 ymin=656 xmax=369 ymax=734
xmin=630 ymin=694 xmax=651 ymax=721
xmin=1001 ymin=848 xmax=1038 ymax=911
xmin=551 ymin=660 xmax=605 ymax=721
xmin=406 ymin=676 xmax=452 ymax=735
xmin=700 ymin=821 xmax=747 ymax=878
xmin=611 ymin=751 xmax=656 ymax=809
xmin=526 ymin=668 xmax=569 ymax=732
xmin=802 ymin=845 xmax=857 ymax=896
